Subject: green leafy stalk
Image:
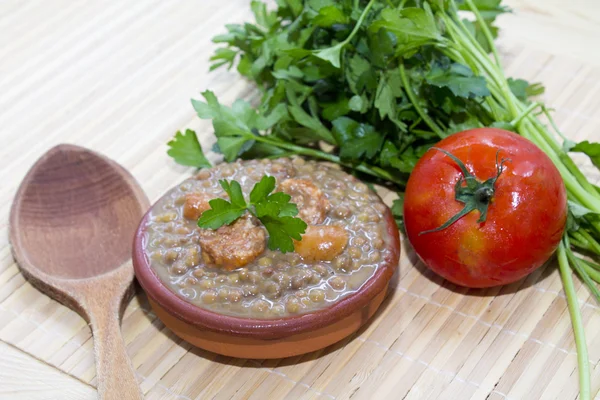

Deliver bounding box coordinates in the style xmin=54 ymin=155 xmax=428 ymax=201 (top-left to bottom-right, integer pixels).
xmin=558 ymin=242 xmax=591 ymax=400
xmin=582 ymin=259 xmax=600 ymax=272
xmin=571 ymin=230 xmax=600 ymax=255
xmin=398 ymin=63 xmax=446 ymax=139
xmin=313 ymin=0 xmax=377 ymax=68
xmin=578 ymin=258 xmax=600 ymax=284
xmin=565 ymin=237 xmax=600 ymax=304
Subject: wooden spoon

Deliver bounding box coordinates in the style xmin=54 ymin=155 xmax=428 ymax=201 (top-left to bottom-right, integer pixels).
xmin=9 ymin=144 xmax=149 ymax=400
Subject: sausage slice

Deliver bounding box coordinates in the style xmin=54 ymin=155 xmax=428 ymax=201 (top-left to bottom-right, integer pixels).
xmin=198 ymin=214 xmax=266 ymax=270
xmin=278 ymin=179 xmax=329 ymax=224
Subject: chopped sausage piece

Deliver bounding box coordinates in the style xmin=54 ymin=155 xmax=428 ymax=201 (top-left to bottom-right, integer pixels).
xmin=183 ymin=193 xmax=211 ymax=220
xmin=278 ymin=179 xmax=329 ymax=224
xmin=294 ymin=225 xmax=348 ymax=262
xmin=199 ymin=215 xmax=266 ymax=270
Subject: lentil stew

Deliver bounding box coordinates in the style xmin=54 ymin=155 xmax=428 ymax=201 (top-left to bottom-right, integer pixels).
xmin=143 ymin=157 xmax=394 ymax=319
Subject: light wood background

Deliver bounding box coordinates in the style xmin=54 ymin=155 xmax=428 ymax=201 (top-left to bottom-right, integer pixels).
xmin=1 ymin=1 xmax=600 ymax=399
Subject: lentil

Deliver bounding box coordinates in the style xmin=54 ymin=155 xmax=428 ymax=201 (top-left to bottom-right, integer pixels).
xmin=309 ymin=289 xmax=325 ymax=303
xmin=202 ymin=290 xmax=217 ymax=304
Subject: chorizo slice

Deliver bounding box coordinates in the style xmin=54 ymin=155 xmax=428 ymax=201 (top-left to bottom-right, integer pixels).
xmin=199 ymin=214 xmax=266 ymax=270
xmin=278 ymin=179 xmax=329 ymax=224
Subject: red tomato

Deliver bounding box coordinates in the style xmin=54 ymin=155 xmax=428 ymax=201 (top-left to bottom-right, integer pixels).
xmin=403 ymin=128 xmax=567 ymax=288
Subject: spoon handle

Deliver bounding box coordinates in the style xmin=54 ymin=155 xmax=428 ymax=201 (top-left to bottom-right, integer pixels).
xmin=83 ymin=267 xmax=144 ymax=400
xmin=90 ymin=311 xmax=143 ymax=400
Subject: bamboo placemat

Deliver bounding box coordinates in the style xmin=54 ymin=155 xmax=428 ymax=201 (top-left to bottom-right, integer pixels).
xmin=1 ymin=1 xmax=600 ymax=399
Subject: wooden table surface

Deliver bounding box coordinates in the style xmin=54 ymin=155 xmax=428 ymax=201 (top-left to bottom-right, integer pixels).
xmin=1 ymin=1 xmax=599 ymax=399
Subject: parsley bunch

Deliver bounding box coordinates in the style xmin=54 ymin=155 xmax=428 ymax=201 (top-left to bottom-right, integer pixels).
xmin=198 ymin=175 xmax=307 ymax=253
xmin=167 ymin=1 xmax=600 ymax=396
xmin=168 ymin=0 xmax=535 ymax=190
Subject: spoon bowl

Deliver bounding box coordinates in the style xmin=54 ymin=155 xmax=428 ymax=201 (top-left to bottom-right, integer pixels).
xmin=10 ymin=144 xmax=148 ymax=399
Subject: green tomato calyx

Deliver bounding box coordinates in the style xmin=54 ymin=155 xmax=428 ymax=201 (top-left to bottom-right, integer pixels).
xmin=419 ymin=148 xmax=510 ymax=235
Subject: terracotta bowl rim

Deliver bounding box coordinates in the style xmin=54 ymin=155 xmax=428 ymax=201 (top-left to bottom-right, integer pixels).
xmin=133 ymin=189 xmax=400 ymax=340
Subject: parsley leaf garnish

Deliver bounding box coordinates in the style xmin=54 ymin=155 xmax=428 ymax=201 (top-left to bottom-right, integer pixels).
xmin=260 ymin=215 xmax=306 ymax=253
xmin=167 ymin=130 xmax=212 ymax=168
xmin=249 ymin=175 xmax=276 ymax=204
xmin=220 ymin=180 xmax=246 ymax=208
xmin=197 ymin=175 xmax=307 ymax=253
xmin=196 ymin=198 xmax=246 ymax=230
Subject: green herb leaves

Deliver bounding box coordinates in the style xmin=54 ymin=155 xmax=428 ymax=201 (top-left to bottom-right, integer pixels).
xmin=188 ymin=1 xmax=512 ymax=186
xmin=167 ymin=130 xmax=212 ymax=168
xmin=332 ymin=117 xmax=383 ymax=160
xmin=260 ymin=215 xmax=306 ymax=253
xmin=197 ymin=198 xmax=246 ymax=230
xmin=197 ymin=176 xmax=307 ymax=252
xmin=313 ymin=5 xmax=349 ymax=27
xmin=369 ymin=5 xmax=442 ymax=53
xmin=191 ymin=91 xmax=288 ymax=162
xmin=166 ymin=1 xmax=516 ymax=187
xmin=197 ymin=180 xmax=248 ymax=229
xmin=568 ymin=140 xmax=600 ymax=170
xmin=425 ymin=63 xmax=490 ymax=99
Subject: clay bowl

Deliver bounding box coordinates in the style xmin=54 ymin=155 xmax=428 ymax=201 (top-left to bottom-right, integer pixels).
xmin=133 ymin=190 xmax=400 ymax=359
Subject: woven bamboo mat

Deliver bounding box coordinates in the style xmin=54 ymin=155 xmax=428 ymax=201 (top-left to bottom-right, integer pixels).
xmin=1 ymin=0 xmax=600 ymax=399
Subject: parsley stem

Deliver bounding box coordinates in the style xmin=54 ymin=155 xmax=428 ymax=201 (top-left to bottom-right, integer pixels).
xmin=582 ymin=258 xmax=600 ymax=272
xmin=253 ymin=135 xmax=406 ymax=186
xmin=565 ymin=237 xmax=600 ymax=303
xmin=318 ymin=0 xmax=377 ymax=60
xmin=558 ymin=241 xmax=591 ymax=400
xmin=578 ymin=258 xmax=600 ymax=285
xmin=541 ymin=105 xmax=571 ymax=143
xmin=558 ymin=152 xmax=600 ymax=199
xmin=509 ymin=102 xmax=541 ymax=127
xmin=569 ymin=237 xmax=591 ymax=253
xmin=398 ymin=63 xmax=446 ymax=139
xmin=577 ymin=230 xmax=600 ymax=255
xmin=463 ymin=0 xmax=502 ymax=68
xmin=457 ymin=0 xmax=518 ymax=118
xmin=342 ymin=0 xmax=377 ymax=48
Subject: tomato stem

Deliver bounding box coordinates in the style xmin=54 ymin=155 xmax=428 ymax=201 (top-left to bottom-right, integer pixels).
xmin=419 ymin=147 xmax=509 ymax=235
